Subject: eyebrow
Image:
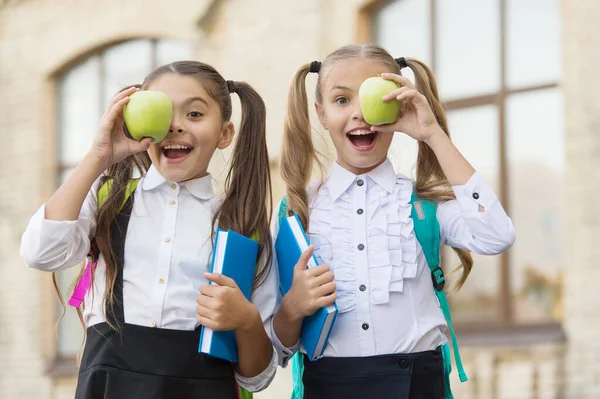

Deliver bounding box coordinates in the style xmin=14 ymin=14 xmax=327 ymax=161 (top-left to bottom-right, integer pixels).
xmin=331 ymin=85 xmax=352 ymax=91
xmin=185 ymin=97 xmax=209 ymax=107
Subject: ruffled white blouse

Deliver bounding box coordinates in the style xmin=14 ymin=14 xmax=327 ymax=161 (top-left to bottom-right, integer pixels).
xmin=271 ymin=158 xmax=515 ymax=365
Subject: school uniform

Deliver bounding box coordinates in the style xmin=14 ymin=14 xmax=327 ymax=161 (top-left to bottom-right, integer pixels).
xmin=21 ymin=165 xmax=279 ymax=399
xmin=270 ymin=159 xmax=516 ymax=399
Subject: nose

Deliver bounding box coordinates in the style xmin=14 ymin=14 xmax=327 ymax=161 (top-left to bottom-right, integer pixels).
xmin=169 ymin=117 xmax=183 ymax=134
xmin=351 ymin=102 xmax=365 ymax=122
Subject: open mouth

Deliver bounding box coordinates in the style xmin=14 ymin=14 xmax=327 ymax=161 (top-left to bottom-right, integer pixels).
xmin=346 ymin=129 xmax=379 ymax=151
xmin=161 ymin=143 xmax=193 ymax=163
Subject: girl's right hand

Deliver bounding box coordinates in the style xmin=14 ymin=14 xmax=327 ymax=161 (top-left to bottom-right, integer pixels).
xmin=89 ymin=86 xmax=152 ymax=169
xmin=282 ymin=246 xmax=337 ymax=320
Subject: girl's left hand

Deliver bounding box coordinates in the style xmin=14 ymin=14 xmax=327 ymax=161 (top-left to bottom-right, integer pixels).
xmin=196 ymin=273 xmax=258 ymax=332
xmin=371 ymin=73 xmax=440 ymax=142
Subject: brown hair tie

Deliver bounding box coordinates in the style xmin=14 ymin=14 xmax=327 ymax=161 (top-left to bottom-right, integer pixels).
xmin=226 ymin=80 xmax=236 ymax=93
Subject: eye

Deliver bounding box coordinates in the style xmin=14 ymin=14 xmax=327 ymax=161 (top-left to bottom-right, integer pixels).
xmin=335 ymin=97 xmax=349 ymax=105
xmin=187 ymin=111 xmax=203 ymax=118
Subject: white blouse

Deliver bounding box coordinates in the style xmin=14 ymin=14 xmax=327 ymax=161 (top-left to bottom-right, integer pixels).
xmin=271 ymin=159 xmax=515 ymax=366
xmin=20 ymin=165 xmax=278 ymax=392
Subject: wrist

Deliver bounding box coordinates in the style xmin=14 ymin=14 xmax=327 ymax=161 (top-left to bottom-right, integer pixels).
xmin=280 ymin=294 xmax=304 ymax=323
xmin=424 ymin=126 xmax=448 ymax=148
xmin=238 ymin=303 xmax=261 ymax=333
xmin=83 ymin=151 xmax=110 ymax=175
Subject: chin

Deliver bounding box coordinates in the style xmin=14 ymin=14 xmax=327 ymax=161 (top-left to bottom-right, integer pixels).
xmin=342 ymin=153 xmax=387 ymax=172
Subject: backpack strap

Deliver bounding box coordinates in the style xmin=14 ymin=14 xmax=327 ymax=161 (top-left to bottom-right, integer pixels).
xmin=278 ymin=197 xmax=306 ymax=399
xmin=409 ymin=192 xmax=468 ymax=396
xmin=98 ymin=178 xmax=140 ymax=209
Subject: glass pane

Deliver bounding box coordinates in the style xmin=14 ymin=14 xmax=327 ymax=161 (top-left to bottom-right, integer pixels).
xmin=436 ymin=0 xmax=501 ymax=100
xmin=58 ymin=56 xmax=101 ymax=166
xmin=156 ymin=39 xmax=193 ymax=66
xmin=373 ymin=0 xmax=431 ymax=66
xmin=103 ymin=39 xmax=153 ymax=104
xmin=507 ymin=88 xmax=564 ymax=323
xmin=445 ymin=105 xmax=501 ymax=323
xmin=448 ymin=105 xmax=500 ymax=192
xmin=56 ymin=265 xmax=85 ymax=357
xmin=506 ymin=0 xmax=561 ymax=89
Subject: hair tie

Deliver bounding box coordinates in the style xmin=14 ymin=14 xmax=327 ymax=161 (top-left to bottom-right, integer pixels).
xmin=226 ymin=80 xmax=236 ymax=93
xmin=395 ymin=57 xmax=408 ymax=69
xmin=309 ymin=61 xmax=321 ymax=74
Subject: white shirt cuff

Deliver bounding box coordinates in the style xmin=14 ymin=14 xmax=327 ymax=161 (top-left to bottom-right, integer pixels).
xmin=269 ymin=317 xmax=300 ymax=368
xmin=451 ymin=172 xmax=498 ymax=213
xmin=234 ymin=346 xmax=278 ymax=393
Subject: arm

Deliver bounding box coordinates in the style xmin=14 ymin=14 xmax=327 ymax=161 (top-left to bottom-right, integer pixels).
xmin=424 ymin=126 xmax=475 ymax=186
xmin=375 ymin=73 xmax=515 ymax=254
xmin=198 ymin=269 xmax=277 ymax=393
xmin=20 ymin=87 xmax=151 ymax=271
xmin=438 ymin=173 xmax=516 ymax=254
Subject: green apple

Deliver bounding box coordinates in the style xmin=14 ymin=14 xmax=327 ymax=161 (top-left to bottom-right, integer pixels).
xmin=359 ymin=77 xmax=404 ymax=126
xmin=123 ymin=90 xmax=173 ymax=143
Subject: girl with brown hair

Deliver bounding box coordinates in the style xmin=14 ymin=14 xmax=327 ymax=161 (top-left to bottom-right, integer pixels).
xmin=21 ymin=61 xmax=277 ymax=399
xmin=271 ymin=44 xmax=516 ymax=399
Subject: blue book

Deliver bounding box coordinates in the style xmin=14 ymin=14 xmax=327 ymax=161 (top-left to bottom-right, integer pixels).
xmin=275 ymin=213 xmax=338 ymax=361
xmin=198 ymin=228 xmax=258 ymax=363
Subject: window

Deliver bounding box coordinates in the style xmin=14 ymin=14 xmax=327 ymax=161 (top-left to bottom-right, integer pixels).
xmin=55 ymin=39 xmax=192 ymax=359
xmin=370 ymin=0 xmax=562 ymax=329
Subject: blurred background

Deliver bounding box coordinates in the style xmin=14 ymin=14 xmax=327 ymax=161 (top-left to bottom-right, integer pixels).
xmin=0 ymin=0 xmax=598 ymax=398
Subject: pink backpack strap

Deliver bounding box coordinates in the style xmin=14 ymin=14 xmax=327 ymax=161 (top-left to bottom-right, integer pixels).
xmin=68 ymin=239 xmax=100 ymax=308
xmin=68 ymin=255 xmax=97 ymax=308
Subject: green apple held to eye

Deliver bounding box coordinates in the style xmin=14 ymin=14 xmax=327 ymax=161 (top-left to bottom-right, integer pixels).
xmin=123 ymin=90 xmax=173 ymax=143
xmin=359 ymin=77 xmax=404 ymax=126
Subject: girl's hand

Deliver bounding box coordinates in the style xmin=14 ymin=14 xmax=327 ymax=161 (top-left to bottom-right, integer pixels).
xmin=196 ymin=273 xmax=259 ymax=332
xmin=89 ymin=87 xmax=152 ymax=169
xmin=371 ymin=73 xmax=440 ymax=142
xmin=281 ymin=246 xmax=337 ymax=321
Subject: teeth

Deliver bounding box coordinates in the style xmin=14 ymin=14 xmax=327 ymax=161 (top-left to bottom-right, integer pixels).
xmin=163 ymin=144 xmax=191 ymax=150
xmin=348 ymin=130 xmax=374 ymax=136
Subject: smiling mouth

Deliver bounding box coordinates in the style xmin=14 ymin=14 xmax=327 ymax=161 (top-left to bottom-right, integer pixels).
xmin=346 ymin=129 xmax=379 ymax=150
xmin=162 ymin=144 xmax=193 ymax=160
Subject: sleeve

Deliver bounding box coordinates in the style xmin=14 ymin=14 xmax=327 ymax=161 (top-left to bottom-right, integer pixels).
xmin=20 ymin=178 xmax=101 ymax=271
xmin=437 ymin=172 xmax=516 ymax=255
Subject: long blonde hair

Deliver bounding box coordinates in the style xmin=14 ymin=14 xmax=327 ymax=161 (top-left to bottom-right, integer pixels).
xmin=281 ymin=44 xmax=473 ymax=289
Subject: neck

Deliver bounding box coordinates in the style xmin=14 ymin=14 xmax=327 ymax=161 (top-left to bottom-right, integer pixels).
xmin=336 ymin=157 xmax=387 ymax=176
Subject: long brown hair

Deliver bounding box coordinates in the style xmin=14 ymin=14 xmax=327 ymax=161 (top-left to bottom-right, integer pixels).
xmin=282 ymin=44 xmax=472 ymax=290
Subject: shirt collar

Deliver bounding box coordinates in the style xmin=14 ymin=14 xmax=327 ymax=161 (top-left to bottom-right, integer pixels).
xmin=325 ymin=158 xmax=397 ymax=201
xmin=142 ymin=165 xmax=215 ymax=200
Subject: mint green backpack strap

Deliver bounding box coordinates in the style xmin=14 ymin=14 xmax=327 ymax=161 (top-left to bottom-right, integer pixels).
xmin=278 ymin=196 xmax=306 ymax=399
xmin=409 ymin=192 xmax=468 ymax=399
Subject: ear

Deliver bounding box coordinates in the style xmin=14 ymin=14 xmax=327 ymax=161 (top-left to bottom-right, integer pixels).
xmin=217 ymin=121 xmax=235 ymax=149
xmin=315 ymin=101 xmax=328 ymax=130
